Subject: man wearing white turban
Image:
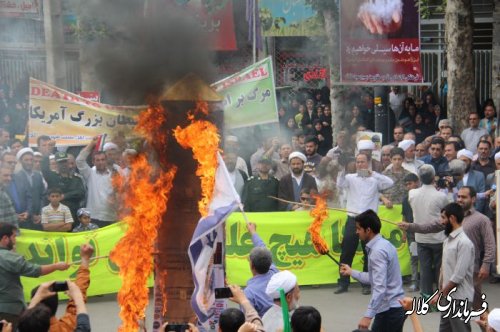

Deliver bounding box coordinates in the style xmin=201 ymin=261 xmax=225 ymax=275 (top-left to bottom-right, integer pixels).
xmin=396 ymin=139 xmax=423 ymax=174
xmin=357 ymin=140 xmax=383 ymax=172
xmin=262 ymin=270 xmax=300 ymax=332
xmin=277 ymin=152 xmax=317 ymax=211
xmin=457 ymin=149 xmax=486 ymax=212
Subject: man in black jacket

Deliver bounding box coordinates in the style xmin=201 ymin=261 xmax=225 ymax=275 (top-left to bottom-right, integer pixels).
xmin=278 ymin=152 xmax=317 ymax=211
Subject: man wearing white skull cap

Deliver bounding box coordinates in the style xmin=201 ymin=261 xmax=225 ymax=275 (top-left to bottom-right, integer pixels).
xmin=396 ymin=139 xmax=424 ymax=174
xmin=357 ymin=140 xmax=384 ymax=172
xmin=277 ymin=152 xmax=317 ymax=211
xmin=457 ymin=149 xmax=486 ymax=212
xmin=487 ymin=308 xmax=500 ymax=332
xmin=262 ymin=270 xmax=300 ymax=332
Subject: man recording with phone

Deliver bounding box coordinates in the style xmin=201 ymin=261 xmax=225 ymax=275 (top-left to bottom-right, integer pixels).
xmin=0 ymin=223 xmax=70 ymax=330
xmin=335 ymin=152 xmax=394 ymax=295
xmin=28 ymin=244 xmax=93 ymax=332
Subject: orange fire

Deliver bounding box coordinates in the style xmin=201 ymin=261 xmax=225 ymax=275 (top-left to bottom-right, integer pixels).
xmin=173 ymin=101 xmax=220 ymax=216
xmin=111 ymin=104 xmax=177 ymax=332
xmin=308 ymin=194 xmax=330 ymax=255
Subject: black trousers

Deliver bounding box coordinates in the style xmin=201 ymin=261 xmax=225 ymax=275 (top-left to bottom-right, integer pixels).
xmin=372 ymin=307 xmax=406 ymax=332
xmin=338 ymin=216 xmax=368 ymax=287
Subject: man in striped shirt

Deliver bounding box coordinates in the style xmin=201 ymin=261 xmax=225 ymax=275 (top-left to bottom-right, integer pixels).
xmin=41 ymin=187 xmax=73 ymax=232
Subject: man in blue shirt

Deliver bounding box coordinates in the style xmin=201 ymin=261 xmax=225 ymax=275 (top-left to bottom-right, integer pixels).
xmin=244 ymin=222 xmax=279 ymax=317
xmin=340 ymin=209 xmax=406 ymax=332
xmin=420 ymin=137 xmax=449 ymax=175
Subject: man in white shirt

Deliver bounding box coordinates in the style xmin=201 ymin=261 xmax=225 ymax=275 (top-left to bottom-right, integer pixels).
xmin=461 ymin=112 xmax=489 ymax=153
xmin=76 ymin=136 xmax=119 ymax=228
xmin=335 ymin=152 xmax=393 ymax=295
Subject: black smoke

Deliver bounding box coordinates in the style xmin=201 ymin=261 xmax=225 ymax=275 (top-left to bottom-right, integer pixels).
xmin=75 ymin=0 xmax=215 ymax=104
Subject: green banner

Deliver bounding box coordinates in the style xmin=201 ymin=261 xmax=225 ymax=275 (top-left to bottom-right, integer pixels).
xmin=17 ymin=207 xmax=408 ymax=300
xmin=211 ymin=57 xmax=279 ymax=129
xmin=17 ymin=223 xmax=153 ymax=300
xmin=226 ymin=207 xmax=410 ymax=285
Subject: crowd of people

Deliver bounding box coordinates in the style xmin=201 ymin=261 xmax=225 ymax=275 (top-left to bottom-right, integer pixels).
xmin=0 ymin=80 xmax=500 ymax=332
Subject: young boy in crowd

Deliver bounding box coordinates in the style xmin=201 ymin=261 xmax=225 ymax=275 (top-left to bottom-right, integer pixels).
xmin=41 ymin=187 xmax=73 ymax=232
xmin=73 ymin=208 xmax=99 ymax=232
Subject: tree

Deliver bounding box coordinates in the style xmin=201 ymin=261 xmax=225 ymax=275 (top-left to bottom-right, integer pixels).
xmin=307 ymin=0 xmax=343 ymax=143
xmin=445 ymin=0 xmax=475 ymax=133
xmin=493 ymin=1 xmax=500 ymax=127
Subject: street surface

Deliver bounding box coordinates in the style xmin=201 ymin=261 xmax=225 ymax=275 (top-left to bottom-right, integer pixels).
xmin=59 ymin=282 xmax=500 ymax=331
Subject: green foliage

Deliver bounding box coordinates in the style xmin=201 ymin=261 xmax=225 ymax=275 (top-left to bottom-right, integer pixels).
xmin=305 ymin=0 xmax=338 ymax=12
xmin=416 ymin=0 xmax=446 ymax=19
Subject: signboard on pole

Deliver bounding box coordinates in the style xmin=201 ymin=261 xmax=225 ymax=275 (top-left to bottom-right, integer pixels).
xmin=339 ymin=0 xmax=423 ymax=84
xmin=211 ymin=57 xmax=279 ymax=129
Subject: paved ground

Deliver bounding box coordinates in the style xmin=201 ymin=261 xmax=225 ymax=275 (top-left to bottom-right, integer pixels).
xmin=60 ymin=282 xmax=500 ymax=331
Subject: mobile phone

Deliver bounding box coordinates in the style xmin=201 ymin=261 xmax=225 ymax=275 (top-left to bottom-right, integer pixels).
xmin=214 ymin=287 xmax=233 ymax=299
xmin=51 ymin=281 xmax=69 ymax=292
xmin=165 ymin=324 xmax=190 ymax=332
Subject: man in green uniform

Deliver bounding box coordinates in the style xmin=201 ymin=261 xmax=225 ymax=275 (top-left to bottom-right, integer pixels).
xmin=0 ymin=223 xmax=70 ymax=329
xmin=42 ymin=151 xmax=86 ymax=224
xmin=242 ymin=157 xmax=279 ymax=212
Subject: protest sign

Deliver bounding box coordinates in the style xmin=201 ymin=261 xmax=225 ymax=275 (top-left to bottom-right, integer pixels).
xmin=17 ymin=222 xmax=155 ymax=300
xmin=0 ymin=0 xmax=40 ymax=18
xmin=29 ymin=78 xmax=144 ymax=147
xmin=226 ymin=207 xmax=409 ymax=285
xmin=340 ymin=0 xmax=423 ymax=84
xmin=211 ymin=57 xmax=279 ymax=129
xmin=19 ymin=207 xmax=407 ymax=300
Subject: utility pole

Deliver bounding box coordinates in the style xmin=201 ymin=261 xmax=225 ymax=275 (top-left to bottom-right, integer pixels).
xmin=43 ymin=0 xmax=67 ymax=89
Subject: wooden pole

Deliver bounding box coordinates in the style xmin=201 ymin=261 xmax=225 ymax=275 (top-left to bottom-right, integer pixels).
xmin=267 ymin=196 xmax=400 ymax=226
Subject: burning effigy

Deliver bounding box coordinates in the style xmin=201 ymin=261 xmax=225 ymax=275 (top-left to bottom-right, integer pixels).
xmin=110 ymin=74 xmax=223 ymax=331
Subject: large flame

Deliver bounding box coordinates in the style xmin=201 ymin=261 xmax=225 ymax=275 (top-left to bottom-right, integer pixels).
xmin=111 ymin=104 xmax=177 ymax=332
xmin=173 ymin=101 xmax=220 ymax=216
xmin=308 ymin=194 xmax=330 ymax=255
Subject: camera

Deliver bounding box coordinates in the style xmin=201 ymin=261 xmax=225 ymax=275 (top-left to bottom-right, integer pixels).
xmin=436 ymin=171 xmax=454 ymax=189
xmin=51 ymin=281 xmax=69 ymax=292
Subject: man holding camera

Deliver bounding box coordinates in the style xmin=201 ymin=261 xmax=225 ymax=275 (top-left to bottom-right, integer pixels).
xmin=29 ymin=244 xmax=93 ymax=332
xmin=0 ymin=223 xmax=70 ymax=330
xmin=335 ymin=152 xmax=393 ymax=295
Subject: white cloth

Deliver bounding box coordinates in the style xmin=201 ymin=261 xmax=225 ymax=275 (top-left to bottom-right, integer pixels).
xmin=389 ymin=91 xmax=406 ymax=119
xmin=76 ymin=149 xmax=118 ymax=221
xmin=265 ymin=270 xmax=297 ymax=299
xmin=457 ymin=149 xmax=473 ymax=160
xmin=288 ymin=151 xmax=307 ymax=163
xmin=495 ymin=152 xmax=500 ymax=161
xmin=16 ymin=147 xmax=33 ymax=161
xmin=336 ymin=171 xmax=394 ymax=216
xmin=398 ymin=140 xmax=415 ymax=151
xmin=408 ymin=184 xmax=448 ymax=244
xmin=262 ymin=304 xmax=285 ymax=332
xmin=357 ymin=140 xmax=375 ymax=151
xmin=488 ymin=308 xmax=500 ymax=331
xmin=103 ymin=142 xmax=119 ymax=151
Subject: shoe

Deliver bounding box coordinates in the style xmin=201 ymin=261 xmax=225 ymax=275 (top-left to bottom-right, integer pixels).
xmin=361 ymin=286 xmax=371 ymax=295
xmin=334 ymin=286 xmax=348 ymax=294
